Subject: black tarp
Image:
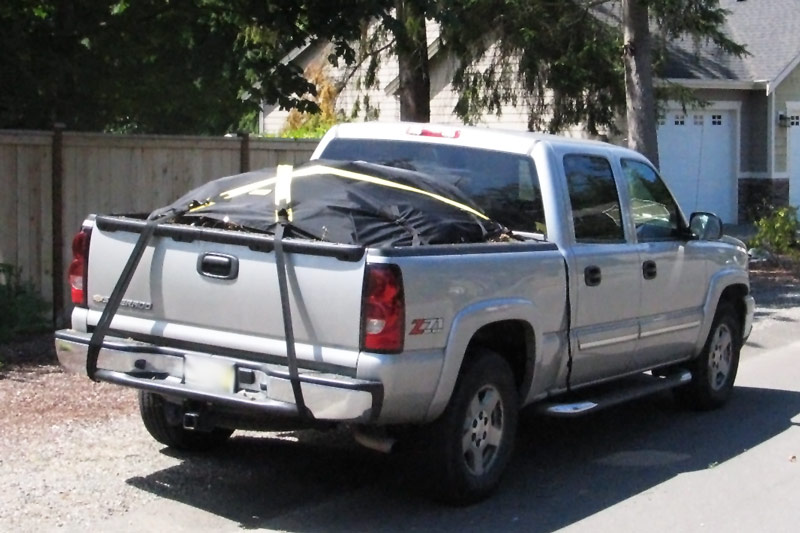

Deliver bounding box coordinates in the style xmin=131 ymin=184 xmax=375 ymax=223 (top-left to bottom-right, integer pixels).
xmin=150 ymin=160 xmax=508 ymax=247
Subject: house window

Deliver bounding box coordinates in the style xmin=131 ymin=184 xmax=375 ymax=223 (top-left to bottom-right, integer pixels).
xmin=791 ymin=115 xmax=800 ymax=127
xmin=693 ymin=114 xmax=703 ymax=126
xmin=674 ymin=114 xmax=685 ymax=126
xmin=658 ymin=116 xmax=666 ymax=126
xmin=712 ymin=114 xmax=723 ymax=126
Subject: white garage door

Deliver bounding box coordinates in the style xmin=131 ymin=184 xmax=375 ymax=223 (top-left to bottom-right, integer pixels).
xmin=657 ymin=110 xmax=736 ymax=223
xmin=789 ymin=113 xmax=800 ymax=210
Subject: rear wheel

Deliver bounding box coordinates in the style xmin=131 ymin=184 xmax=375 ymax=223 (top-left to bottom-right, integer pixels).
xmin=675 ymin=301 xmax=741 ymax=410
xmin=425 ymin=349 xmax=518 ymax=505
xmin=138 ymin=391 xmax=233 ymax=451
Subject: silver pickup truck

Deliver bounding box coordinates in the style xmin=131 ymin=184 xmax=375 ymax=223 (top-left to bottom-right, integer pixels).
xmin=55 ymin=122 xmax=754 ymax=504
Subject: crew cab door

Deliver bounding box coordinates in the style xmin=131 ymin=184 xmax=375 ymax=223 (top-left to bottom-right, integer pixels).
xmin=561 ymin=153 xmax=642 ymax=385
xmin=620 ymin=158 xmax=707 ymax=368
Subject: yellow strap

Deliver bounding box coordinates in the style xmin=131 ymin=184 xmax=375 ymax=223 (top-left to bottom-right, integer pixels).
xmin=216 ymin=164 xmax=489 ymax=222
xmin=188 ymin=200 xmax=215 ymax=212
xmin=274 ymin=164 xmax=294 ymax=221
xmin=292 ymin=164 xmax=490 ymax=221
xmin=220 ymin=176 xmax=277 ymax=200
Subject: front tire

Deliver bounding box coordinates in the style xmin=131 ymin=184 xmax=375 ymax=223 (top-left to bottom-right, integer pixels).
xmin=675 ymin=301 xmax=741 ymax=410
xmin=426 ymin=349 xmax=519 ymax=505
xmin=138 ymin=391 xmax=233 ymax=451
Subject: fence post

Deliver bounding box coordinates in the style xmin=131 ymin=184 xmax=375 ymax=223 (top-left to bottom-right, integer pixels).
xmin=238 ymin=132 xmax=250 ymax=173
xmin=51 ymin=123 xmax=65 ymax=325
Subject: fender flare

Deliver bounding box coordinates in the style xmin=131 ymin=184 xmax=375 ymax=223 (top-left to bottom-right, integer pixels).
xmin=694 ymin=267 xmax=750 ymax=354
xmin=424 ymin=298 xmax=541 ymax=421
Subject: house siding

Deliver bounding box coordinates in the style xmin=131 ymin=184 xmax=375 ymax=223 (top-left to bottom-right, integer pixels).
xmin=742 ymin=90 xmax=769 ymax=173
xmin=261 ymin=24 xmax=585 ymax=138
xmin=427 ymin=47 xmax=533 ymax=131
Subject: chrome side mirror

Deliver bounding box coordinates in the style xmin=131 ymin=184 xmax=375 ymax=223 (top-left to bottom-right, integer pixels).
xmin=689 ymin=212 xmax=723 ymax=241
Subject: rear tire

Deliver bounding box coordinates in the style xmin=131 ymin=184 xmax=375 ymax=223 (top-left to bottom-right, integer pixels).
xmin=674 ymin=301 xmax=741 ymax=410
xmin=425 ymin=349 xmax=519 ymax=505
xmin=138 ymin=391 xmax=233 ymax=451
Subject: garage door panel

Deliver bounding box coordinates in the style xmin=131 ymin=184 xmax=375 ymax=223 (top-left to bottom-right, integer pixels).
xmin=790 ymin=113 xmax=800 ymax=210
xmin=658 ymin=110 xmax=736 ymax=223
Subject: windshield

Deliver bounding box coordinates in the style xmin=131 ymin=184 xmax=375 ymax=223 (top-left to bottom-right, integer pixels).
xmin=319 ymin=138 xmax=546 ymax=234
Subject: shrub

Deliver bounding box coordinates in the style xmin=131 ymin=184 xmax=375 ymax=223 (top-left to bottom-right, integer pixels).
xmin=0 ymin=263 xmax=51 ymax=343
xmin=280 ymin=111 xmax=341 ymax=139
xmin=750 ymin=205 xmax=799 ymax=257
xmin=279 ymin=62 xmax=346 ymax=139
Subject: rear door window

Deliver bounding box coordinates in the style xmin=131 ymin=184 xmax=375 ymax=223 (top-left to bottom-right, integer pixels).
xmin=563 ymin=154 xmax=625 ymax=243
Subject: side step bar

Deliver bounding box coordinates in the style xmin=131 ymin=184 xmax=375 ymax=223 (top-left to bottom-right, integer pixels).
xmin=537 ymin=370 xmax=692 ymax=417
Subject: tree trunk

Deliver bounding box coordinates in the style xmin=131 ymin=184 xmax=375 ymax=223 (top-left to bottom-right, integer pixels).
xmin=622 ymin=0 xmax=659 ymax=168
xmin=395 ymin=0 xmax=431 ymax=123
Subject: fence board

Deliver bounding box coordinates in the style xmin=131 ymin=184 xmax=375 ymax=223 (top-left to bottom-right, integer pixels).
xmin=0 ymin=144 xmax=19 ymax=270
xmin=0 ymin=130 xmax=316 ymax=320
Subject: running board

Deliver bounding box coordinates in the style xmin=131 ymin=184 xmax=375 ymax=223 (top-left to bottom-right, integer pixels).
xmin=537 ymin=370 xmax=692 ymax=417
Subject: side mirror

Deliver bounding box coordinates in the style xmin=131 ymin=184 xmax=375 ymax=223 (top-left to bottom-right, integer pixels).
xmin=689 ymin=212 xmax=723 ymax=241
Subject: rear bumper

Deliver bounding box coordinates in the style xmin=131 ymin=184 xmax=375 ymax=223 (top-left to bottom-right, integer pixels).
xmin=55 ymin=330 xmax=383 ymax=422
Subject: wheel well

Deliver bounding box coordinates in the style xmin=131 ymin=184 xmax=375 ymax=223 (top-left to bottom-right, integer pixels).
xmin=465 ymin=320 xmax=534 ymax=391
xmin=720 ymin=284 xmax=748 ymax=338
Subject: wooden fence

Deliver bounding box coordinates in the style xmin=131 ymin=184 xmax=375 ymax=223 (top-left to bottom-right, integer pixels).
xmin=0 ymin=128 xmax=318 ymax=323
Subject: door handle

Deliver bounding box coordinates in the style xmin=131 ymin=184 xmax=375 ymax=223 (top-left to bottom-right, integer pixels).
xmin=642 ymin=260 xmax=657 ymax=280
xmin=584 ymin=265 xmax=602 ymax=287
xmin=197 ymin=253 xmax=239 ymax=280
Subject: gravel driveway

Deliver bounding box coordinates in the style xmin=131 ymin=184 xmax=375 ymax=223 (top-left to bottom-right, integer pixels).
xmin=1 ymin=266 xmax=798 ymax=531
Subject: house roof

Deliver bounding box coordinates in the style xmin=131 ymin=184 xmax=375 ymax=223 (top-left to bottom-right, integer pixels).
xmin=663 ymin=0 xmax=800 ymax=91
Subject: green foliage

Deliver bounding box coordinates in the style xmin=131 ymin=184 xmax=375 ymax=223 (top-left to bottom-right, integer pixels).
xmin=0 ymin=0 xmax=742 ymax=136
xmin=436 ymin=1 xmax=625 ymax=134
xmin=751 ymin=206 xmax=800 ymax=256
xmin=0 ymin=264 xmax=51 ymax=344
xmin=429 ymin=0 xmax=744 ymax=135
xmin=280 ymin=113 xmax=341 ymax=139
xmin=0 ymin=0 xmax=391 ymax=134
xmin=279 ymin=61 xmax=347 ymax=138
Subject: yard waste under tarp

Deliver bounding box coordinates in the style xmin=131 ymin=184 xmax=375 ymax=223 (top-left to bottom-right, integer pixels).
xmin=149 ymin=160 xmax=508 ymax=247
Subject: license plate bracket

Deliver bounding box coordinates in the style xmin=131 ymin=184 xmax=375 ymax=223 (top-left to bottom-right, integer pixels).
xmin=184 ymin=355 xmax=235 ymax=393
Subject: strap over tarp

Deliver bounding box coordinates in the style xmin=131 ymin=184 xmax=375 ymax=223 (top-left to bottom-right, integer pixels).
xmin=150 ymin=160 xmax=507 ymax=247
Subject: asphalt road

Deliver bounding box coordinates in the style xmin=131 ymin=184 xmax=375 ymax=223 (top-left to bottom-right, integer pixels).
xmin=89 ymin=295 xmax=800 ymax=533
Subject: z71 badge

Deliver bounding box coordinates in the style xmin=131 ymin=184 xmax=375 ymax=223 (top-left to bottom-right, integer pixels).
xmin=409 ymin=317 xmax=444 ymax=335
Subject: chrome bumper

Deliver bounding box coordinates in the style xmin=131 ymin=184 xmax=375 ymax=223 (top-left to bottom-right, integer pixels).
xmin=55 ymin=330 xmax=382 ymax=422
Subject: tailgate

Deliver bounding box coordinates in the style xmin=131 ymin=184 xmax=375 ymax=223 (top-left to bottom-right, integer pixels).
xmin=85 ymin=216 xmax=367 ymax=364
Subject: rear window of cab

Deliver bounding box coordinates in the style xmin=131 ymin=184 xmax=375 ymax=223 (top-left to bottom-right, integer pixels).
xmin=319 ymin=138 xmax=546 ymax=234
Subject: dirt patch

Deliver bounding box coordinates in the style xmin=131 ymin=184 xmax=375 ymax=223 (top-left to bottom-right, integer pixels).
xmin=0 ymin=331 xmax=57 ymax=367
xmin=749 ymin=259 xmax=800 ymax=310
xmin=0 ymin=333 xmax=136 ymax=436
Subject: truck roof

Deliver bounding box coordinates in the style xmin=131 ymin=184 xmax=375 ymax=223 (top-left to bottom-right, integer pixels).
xmin=322 ymin=121 xmax=634 ymax=158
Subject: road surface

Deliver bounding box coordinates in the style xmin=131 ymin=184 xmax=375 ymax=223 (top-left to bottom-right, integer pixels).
xmin=83 ymin=291 xmax=800 ymax=533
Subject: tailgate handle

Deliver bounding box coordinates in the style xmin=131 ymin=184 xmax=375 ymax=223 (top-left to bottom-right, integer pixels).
xmin=197 ymin=253 xmax=239 ymax=280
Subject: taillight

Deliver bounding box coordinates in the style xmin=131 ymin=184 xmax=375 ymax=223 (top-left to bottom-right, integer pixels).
xmin=362 ymin=264 xmax=405 ymax=353
xmin=68 ymin=228 xmax=91 ymax=306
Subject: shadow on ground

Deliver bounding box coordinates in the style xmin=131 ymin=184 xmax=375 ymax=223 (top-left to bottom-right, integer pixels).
xmin=750 ymin=266 xmax=800 ymax=312
xmin=127 ymin=386 xmax=800 ymax=532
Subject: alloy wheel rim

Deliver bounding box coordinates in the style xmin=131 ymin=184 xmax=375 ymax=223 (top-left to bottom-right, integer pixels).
xmin=708 ymin=323 xmax=733 ymax=391
xmin=462 ymin=384 xmax=504 ymax=476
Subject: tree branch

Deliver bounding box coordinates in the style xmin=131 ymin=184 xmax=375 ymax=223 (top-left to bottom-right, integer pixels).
xmin=334 ymin=38 xmax=396 ymax=93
